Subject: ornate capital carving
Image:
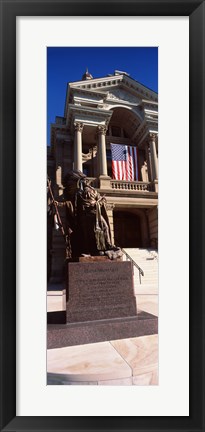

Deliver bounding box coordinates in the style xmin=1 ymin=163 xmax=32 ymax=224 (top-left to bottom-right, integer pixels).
xmin=97 ymin=125 xmax=107 ymax=136
xmin=74 ymin=122 xmax=84 ymax=133
xmin=148 ymin=133 xmax=157 ymax=142
xmin=106 ymin=203 xmax=115 ymax=211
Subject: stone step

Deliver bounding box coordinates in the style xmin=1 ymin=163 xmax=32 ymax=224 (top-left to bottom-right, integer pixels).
xmin=124 ymin=252 xmax=158 ymax=258
xmin=136 ymin=266 xmax=158 ymax=270
xmin=134 ymin=272 xmax=158 ymax=278
xmin=131 ymin=257 xmax=158 ymax=260
xmin=121 ymin=248 xmax=158 ymax=294
xmin=124 ymin=255 xmax=158 ymax=262
xmin=128 ymin=258 xmax=158 ymax=263
xmin=134 ymin=273 xmax=158 ymax=278
xmin=137 ymin=273 xmax=158 ymax=276
xmin=135 ymin=275 xmax=158 ymax=279
xmin=126 ymin=257 xmax=158 ymax=262
xmin=135 ymin=284 xmax=158 ymax=290
xmin=129 ymin=253 xmax=158 ymax=256
xmin=136 ymin=281 xmax=158 ymax=286
xmin=123 ymin=256 xmax=158 ymax=262
xmin=132 ymin=266 xmax=157 ymax=270
xmin=135 ymin=286 xmax=158 ymax=292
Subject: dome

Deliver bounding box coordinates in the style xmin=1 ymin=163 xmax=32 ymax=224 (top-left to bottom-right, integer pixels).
xmin=82 ymin=68 xmax=93 ymax=80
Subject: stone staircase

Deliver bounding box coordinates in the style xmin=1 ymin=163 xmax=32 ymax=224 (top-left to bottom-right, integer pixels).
xmin=122 ymin=248 xmax=158 ymax=295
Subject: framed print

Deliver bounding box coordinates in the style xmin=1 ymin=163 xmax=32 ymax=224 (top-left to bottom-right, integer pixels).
xmin=0 ymin=0 xmax=204 ymax=431
xmin=46 ymin=46 xmax=159 ymax=384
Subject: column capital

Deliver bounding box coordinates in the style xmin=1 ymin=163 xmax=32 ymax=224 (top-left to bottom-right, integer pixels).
xmin=106 ymin=203 xmax=115 ymax=211
xmin=74 ymin=122 xmax=84 ymax=133
xmin=97 ymin=125 xmax=107 ymax=136
xmin=148 ymin=132 xmax=157 ymax=142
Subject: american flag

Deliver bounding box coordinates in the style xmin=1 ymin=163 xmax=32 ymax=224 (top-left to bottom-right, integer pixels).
xmin=110 ymin=143 xmax=138 ymax=181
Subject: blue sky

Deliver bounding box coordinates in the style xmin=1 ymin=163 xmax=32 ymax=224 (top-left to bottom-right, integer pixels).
xmin=47 ymin=47 xmax=158 ymax=145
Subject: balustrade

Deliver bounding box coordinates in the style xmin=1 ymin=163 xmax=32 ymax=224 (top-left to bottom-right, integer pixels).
xmin=85 ymin=178 xmax=155 ymax=192
xmin=110 ymin=180 xmax=154 ymax=192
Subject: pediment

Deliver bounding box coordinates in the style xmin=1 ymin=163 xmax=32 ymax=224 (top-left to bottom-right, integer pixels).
xmin=69 ymin=74 xmax=157 ymax=104
xmin=106 ymin=88 xmax=141 ymax=105
xmin=70 ymin=84 xmax=142 ymax=106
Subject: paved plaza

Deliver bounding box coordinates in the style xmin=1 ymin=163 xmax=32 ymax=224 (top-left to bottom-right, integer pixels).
xmin=47 ymin=266 xmax=158 ymax=386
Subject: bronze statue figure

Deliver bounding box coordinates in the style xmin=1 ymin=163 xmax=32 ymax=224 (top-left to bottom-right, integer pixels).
xmin=49 ymin=170 xmax=122 ymax=260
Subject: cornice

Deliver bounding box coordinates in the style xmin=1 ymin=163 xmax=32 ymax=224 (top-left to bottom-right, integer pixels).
xmin=142 ymin=99 xmax=158 ymax=107
xmin=67 ymin=74 xmax=157 ymax=101
xmin=96 ymin=192 xmax=158 ymax=205
xmin=69 ymin=74 xmax=124 ymax=88
xmin=68 ymin=104 xmax=113 ymax=118
xmin=50 ymin=123 xmax=69 ymax=130
xmin=70 ymin=87 xmax=107 ymax=98
xmin=69 ymin=74 xmax=157 ymax=96
xmin=64 ymin=74 xmax=158 ymax=120
xmin=67 ymin=104 xmax=113 ymax=130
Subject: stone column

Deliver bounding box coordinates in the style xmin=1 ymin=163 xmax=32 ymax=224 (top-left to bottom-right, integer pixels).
xmin=149 ymin=134 xmax=158 ymax=180
xmin=97 ymin=125 xmax=108 ymax=177
xmin=146 ymin=144 xmax=153 ymax=182
xmin=56 ymin=166 xmax=64 ymax=196
xmin=106 ymin=203 xmax=115 ymax=244
xmin=55 ymin=140 xmax=64 ymax=197
xmin=74 ymin=122 xmax=84 ymax=172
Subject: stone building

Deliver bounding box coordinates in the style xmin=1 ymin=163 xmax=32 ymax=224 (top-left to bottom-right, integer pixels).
xmin=47 ymin=70 xmax=158 ymax=282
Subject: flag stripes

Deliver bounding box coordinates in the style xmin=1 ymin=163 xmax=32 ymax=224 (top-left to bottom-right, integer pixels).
xmin=110 ymin=143 xmax=138 ymax=181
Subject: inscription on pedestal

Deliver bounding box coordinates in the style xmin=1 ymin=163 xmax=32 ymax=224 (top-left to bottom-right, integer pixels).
xmin=67 ymin=261 xmax=137 ymax=323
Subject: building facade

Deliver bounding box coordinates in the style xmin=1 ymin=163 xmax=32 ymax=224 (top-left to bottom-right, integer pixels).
xmin=47 ymin=70 xmax=158 ymax=282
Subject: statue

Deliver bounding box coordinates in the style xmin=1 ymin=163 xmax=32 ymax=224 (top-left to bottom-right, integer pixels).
xmin=49 ymin=170 xmax=122 ymax=260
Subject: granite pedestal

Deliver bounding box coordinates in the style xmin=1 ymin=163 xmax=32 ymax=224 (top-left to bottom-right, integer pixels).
xmin=47 ymin=311 xmax=158 ymax=348
xmin=47 ymin=259 xmax=158 ymax=348
xmin=67 ymin=260 xmax=136 ymax=323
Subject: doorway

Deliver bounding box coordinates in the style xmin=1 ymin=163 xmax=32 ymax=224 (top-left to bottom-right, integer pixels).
xmin=113 ymin=211 xmax=142 ymax=248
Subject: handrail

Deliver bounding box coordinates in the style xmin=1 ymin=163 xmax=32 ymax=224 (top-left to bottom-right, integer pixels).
xmin=121 ymin=247 xmax=144 ymax=284
xmin=122 ymin=248 xmax=144 ymax=283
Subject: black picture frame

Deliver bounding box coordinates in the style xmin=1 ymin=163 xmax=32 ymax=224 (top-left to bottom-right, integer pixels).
xmin=0 ymin=1 xmax=204 ymax=431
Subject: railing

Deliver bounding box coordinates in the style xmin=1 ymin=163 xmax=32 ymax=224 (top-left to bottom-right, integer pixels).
xmin=85 ymin=178 xmax=156 ymax=192
xmin=120 ymin=247 xmax=144 ymax=284
xmin=111 ymin=180 xmax=154 ymax=192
